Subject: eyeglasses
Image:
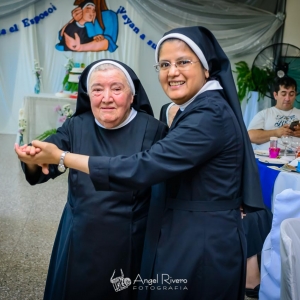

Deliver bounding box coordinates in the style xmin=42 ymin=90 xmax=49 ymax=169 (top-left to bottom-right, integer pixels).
xmin=154 ymin=60 xmax=199 ymax=72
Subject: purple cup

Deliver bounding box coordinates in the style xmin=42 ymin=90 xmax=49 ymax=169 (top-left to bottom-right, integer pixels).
xmin=269 ymin=147 xmax=280 ymax=158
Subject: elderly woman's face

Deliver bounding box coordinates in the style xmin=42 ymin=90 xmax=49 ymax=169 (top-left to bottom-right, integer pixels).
xmin=89 ymin=69 xmax=134 ymax=128
xmin=158 ymin=40 xmax=209 ymax=105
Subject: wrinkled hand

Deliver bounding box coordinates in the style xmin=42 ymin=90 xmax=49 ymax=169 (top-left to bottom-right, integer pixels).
xmin=278 ymin=124 xmax=294 ymax=137
xmin=20 ymin=143 xmax=41 ymax=156
xmin=72 ymin=7 xmax=82 ymax=22
xmin=15 ymin=140 xmax=62 ymax=175
xmin=93 ymin=35 xmax=104 ymax=42
xmin=64 ymin=32 xmax=81 ymax=51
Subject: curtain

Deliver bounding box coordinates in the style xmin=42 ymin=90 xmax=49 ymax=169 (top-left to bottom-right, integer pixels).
xmin=0 ymin=0 xmax=43 ymax=17
xmin=0 ymin=0 xmax=172 ymax=134
xmin=0 ymin=0 xmax=287 ymax=134
xmin=127 ymin=0 xmax=285 ymax=57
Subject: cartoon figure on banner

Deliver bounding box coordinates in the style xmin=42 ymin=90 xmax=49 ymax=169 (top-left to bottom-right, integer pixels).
xmin=55 ymin=0 xmax=118 ymax=52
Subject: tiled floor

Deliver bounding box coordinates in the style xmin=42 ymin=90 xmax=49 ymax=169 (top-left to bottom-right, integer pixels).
xmin=0 ymin=134 xmax=257 ymax=300
xmin=0 ymin=134 xmax=67 ymax=300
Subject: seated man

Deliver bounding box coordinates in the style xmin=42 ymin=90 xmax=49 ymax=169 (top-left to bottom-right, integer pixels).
xmin=248 ymin=76 xmax=300 ymax=150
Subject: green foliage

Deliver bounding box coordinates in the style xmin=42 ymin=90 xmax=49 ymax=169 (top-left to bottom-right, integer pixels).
xmin=35 ymin=128 xmax=57 ymax=141
xmin=64 ymin=81 xmax=78 ymax=93
xmin=234 ymin=61 xmax=255 ymax=102
xmin=62 ymin=73 xmax=70 ymax=87
xmin=233 ymin=61 xmax=275 ymax=103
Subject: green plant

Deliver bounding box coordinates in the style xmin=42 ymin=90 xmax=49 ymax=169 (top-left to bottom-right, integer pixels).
xmin=35 ymin=128 xmax=57 ymax=141
xmin=35 ymin=104 xmax=73 ymax=141
xmin=233 ymin=61 xmax=275 ymax=103
xmin=62 ymin=57 xmax=78 ymax=93
xmin=63 ymin=81 xmax=78 ymax=93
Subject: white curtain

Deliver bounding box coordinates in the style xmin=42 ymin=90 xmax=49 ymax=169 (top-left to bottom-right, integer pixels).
xmin=0 ymin=0 xmax=43 ymax=17
xmin=0 ymin=0 xmax=285 ymax=135
xmin=0 ymin=0 xmax=171 ymax=134
xmin=128 ymin=0 xmax=285 ymax=57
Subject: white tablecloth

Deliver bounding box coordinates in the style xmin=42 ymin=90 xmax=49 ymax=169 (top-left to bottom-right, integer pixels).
xmin=272 ymin=172 xmax=300 ymax=211
xmin=23 ymin=93 xmax=76 ymax=143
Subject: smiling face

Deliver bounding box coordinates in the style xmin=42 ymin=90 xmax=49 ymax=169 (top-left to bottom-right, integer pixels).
xmin=158 ymin=39 xmax=209 ymax=105
xmin=88 ymin=68 xmax=134 ymax=128
xmin=274 ymin=85 xmax=296 ymax=111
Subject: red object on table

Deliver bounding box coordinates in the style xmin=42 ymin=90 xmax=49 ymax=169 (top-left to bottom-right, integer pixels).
xmin=69 ymin=93 xmax=78 ymax=99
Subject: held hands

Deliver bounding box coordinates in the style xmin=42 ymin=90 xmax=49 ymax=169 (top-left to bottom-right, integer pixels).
xmin=93 ymin=35 xmax=105 ymax=42
xmin=14 ymin=140 xmax=62 ymax=175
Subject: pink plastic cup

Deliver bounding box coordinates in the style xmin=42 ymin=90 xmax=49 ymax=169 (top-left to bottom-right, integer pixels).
xmin=269 ymin=147 xmax=280 ymax=158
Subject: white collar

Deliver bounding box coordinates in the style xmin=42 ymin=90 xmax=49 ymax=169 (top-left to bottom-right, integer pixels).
xmin=166 ymin=102 xmax=176 ymax=126
xmin=179 ymin=80 xmax=223 ymax=111
xmin=76 ymin=22 xmax=85 ymax=28
xmin=95 ymin=108 xmax=137 ymax=130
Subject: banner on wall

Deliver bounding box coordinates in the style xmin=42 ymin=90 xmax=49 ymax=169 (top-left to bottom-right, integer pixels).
xmin=55 ymin=0 xmax=119 ymax=53
xmin=0 ymin=0 xmax=157 ymax=53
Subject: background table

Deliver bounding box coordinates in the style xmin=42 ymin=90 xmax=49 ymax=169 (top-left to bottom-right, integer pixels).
xmin=256 ymin=159 xmax=280 ymax=209
xmin=22 ymin=93 xmax=76 ymax=143
xmin=256 ymin=158 xmax=300 ymax=211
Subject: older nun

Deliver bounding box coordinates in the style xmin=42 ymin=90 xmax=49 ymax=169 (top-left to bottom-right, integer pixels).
xmin=15 ymin=59 xmax=167 ymax=300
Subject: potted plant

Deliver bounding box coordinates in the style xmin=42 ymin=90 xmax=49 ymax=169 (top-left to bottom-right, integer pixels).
xmin=234 ymin=61 xmax=275 ymax=103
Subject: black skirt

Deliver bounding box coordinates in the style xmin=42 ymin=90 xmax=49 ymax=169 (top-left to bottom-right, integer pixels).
xmin=243 ymin=208 xmax=273 ymax=258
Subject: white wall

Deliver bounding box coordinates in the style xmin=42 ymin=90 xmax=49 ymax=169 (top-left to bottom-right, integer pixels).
xmin=283 ymin=0 xmax=300 ymax=47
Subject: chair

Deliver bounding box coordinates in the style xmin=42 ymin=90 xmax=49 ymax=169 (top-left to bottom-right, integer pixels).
xmin=280 ymin=218 xmax=300 ymax=300
xmin=259 ymin=189 xmax=300 ymax=300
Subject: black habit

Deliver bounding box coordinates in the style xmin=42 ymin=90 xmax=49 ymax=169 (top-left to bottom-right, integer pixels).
xmin=22 ymin=60 xmax=168 ymax=300
xmin=88 ymin=27 xmax=265 ymax=300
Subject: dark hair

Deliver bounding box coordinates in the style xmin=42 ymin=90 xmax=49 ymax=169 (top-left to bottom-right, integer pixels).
xmin=157 ymin=38 xmax=181 ymax=61
xmin=274 ymin=76 xmax=297 ymax=93
xmin=157 ymin=38 xmax=206 ymax=71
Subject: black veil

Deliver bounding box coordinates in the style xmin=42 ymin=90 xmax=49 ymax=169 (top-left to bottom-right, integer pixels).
xmin=73 ymin=59 xmax=154 ymax=117
xmin=157 ymin=26 xmax=264 ymax=210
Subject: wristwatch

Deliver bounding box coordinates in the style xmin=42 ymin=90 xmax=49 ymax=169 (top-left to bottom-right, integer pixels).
xmin=58 ymin=151 xmax=70 ymax=172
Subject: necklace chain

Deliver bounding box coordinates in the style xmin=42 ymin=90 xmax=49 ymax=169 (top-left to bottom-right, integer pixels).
xmin=277 ymin=108 xmax=294 ymax=121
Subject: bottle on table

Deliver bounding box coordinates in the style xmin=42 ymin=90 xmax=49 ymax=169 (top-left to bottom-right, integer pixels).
xmin=269 ymin=137 xmax=279 ymax=158
xmin=270 ymin=137 xmax=278 ymax=149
